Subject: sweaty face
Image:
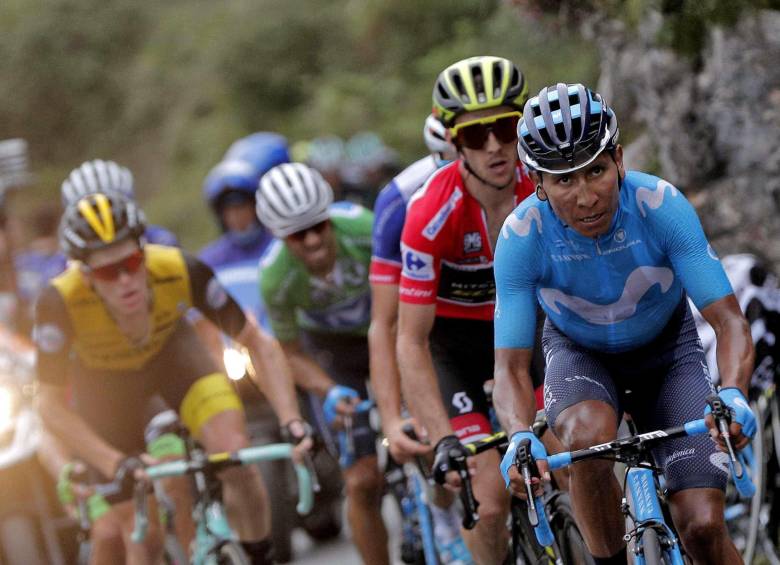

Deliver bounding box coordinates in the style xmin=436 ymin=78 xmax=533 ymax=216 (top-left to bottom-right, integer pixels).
xmin=84 ymin=239 xmax=149 ymax=316
xmin=284 ymin=220 xmax=337 ymax=277
xmin=537 ymin=146 xmax=625 ymax=239
xmin=453 ymin=105 xmax=518 ymax=188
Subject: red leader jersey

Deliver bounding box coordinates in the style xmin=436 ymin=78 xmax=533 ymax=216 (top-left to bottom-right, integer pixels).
xmin=399 ymin=160 xmax=534 ymax=320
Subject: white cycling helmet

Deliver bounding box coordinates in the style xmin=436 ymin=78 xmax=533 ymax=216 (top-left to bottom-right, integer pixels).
xmin=423 ymin=113 xmax=453 ymax=157
xmin=61 ymin=159 xmax=135 ymax=206
xmin=256 ymin=163 xmax=334 ymax=238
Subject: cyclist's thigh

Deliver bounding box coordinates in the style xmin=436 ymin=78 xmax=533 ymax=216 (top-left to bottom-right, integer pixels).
xmin=429 ymin=317 xmax=494 ymax=443
xmin=153 ymin=319 xmax=244 ymax=440
xmin=541 ymin=319 xmax=620 ymax=433
xmin=627 ymin=306 xmax=726 ymax=493
xmin=302 ymin=331 xmax=377 ymax=461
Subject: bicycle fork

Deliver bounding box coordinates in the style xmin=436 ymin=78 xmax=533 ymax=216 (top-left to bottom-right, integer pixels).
xmin=625 ymin=467 xmax=684 ymax=565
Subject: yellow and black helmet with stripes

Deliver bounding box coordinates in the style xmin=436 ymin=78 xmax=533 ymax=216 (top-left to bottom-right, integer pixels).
xmin=59 ymin=191 xmax=146 ymax=261
xmin=432 ymin=56 xmax=528 ymax=126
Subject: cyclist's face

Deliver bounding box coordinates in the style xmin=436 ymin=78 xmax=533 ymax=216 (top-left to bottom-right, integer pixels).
xmin=84 ymin=239 xmax=148 ymax=316
xmin=221 ymin=200 xmax=257 ymax=233
xmin=453 ymin=105 xmax=518 ymax=188
xmin=284 ymin=220 xmax=337 ymax=277
xmin=536 ymin=146 xmax=625 ymax=239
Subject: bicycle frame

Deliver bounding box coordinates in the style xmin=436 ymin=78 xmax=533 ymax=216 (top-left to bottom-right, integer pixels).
xmin=540 ymin=415 xmax=754 ymax=563
xmin=132 ymin=443 xmax=313 ymax=564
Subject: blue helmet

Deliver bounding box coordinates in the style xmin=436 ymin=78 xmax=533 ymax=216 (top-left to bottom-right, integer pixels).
xmin=223 ymin=132 xmax=290 ymax=177
xmin=202 ymin=159 xmax=262 ymax=211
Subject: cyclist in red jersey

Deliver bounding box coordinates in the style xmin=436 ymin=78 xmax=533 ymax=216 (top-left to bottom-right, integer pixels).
xmin=397 ymin=56 xmax=535 ymax=565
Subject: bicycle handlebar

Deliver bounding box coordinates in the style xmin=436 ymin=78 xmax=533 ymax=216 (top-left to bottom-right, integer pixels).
xmin=131 ymin=443 xmax=313 ymax=543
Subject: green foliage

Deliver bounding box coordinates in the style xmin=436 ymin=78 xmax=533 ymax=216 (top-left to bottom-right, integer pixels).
xmin=1 ymin=0 xmax=598 ymax=250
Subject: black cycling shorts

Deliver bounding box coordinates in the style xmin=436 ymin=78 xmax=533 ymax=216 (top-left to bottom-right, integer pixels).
xmin=71 ymin=319 xmax=242 ymax=455
xmin=430 ymin=313 xmax=545 ymax=444
xmin=542 ymin=298 xmax=727 ymax=493
xmin=300 ymin=331 xmax=376 ymax=466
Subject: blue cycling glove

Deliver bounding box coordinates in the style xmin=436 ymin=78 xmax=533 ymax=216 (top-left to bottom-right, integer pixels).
xmin=323 ymin=385 xmax=360 ymax=426
xmin=711 ymin=387 xmax=756 ymax=439
xmin=500 ymin=431 xmax=548 ymax=488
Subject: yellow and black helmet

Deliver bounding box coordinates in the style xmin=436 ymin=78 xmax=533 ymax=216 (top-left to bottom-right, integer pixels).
xmin=59 ymin=191 xmax=146 ymax=261
xmin=432 ymin=56 xmax=528 ymax=126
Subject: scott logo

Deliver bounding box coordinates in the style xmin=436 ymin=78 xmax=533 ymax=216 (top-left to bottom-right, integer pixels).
xmin=452 ymin=392 xmax=473 ymax=414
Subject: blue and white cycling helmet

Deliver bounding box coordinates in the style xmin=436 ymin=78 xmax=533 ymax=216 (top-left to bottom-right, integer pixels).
xmin=202 ymin=159 xmax=262 ymax=212
xmin=517 ymin=83 xmax=619 ymax=174
xmin=223 ymin=132 xmax=290 ymax=175
xmin=61 ymin=159 xmax=135 ymax=206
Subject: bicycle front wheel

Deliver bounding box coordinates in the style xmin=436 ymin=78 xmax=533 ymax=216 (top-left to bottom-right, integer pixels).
xmin=547 ymin=493 xmax=594 ymax=565
xmin=639 ymin=528 xmax=664 ymax=565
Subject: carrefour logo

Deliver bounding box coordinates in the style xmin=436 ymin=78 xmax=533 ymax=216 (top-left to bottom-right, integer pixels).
xmin=401 ymin=243 xmax=435 ymax=281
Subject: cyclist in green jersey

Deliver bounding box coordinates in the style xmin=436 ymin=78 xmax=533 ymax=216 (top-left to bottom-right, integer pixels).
xmin=256 ymin=162 xmax=389 ymax=565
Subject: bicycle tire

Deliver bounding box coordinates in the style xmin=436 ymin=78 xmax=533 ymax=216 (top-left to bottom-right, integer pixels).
xmin=743 ymin=399 xmax=767 ymax=563
xmin=639 ymin=528 xmax=664 ymax=565
xmin=547 ymin=493 xmax=595 ymax=565
xmin=214 ymin=541 xmax=250 ymax=565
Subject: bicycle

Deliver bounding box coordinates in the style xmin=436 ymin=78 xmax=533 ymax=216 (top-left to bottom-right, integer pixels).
xmin=514 ymin=396 xmax=755 ymax=564
xmin=130 ymin=439 xmax=313 ymax=565
xmin=456 ymin=430 xmax=592 ymax=565
xmin=724 ymin=385 xmax=780 ymax=564
xmin=339 ymin=399 xmax=444 ymax=564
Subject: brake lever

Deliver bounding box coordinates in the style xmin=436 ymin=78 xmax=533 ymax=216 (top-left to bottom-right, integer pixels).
xmin=516 ymin=441 xmax=538 ymax=526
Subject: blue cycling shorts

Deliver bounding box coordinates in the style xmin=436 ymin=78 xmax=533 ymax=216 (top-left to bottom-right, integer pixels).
xmin=542 ymin=298 xmax=728 ymax=493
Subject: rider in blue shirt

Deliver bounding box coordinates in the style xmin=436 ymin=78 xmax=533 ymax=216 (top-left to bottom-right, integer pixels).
xmin=199 ymin=133 xmax=289 ymax=325
xmin=493 ymin=83 xmax=754 ymax=565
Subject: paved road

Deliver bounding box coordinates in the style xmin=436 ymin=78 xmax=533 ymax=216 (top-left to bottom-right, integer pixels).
xmin=290 ymin=496 xmax=404 ymax=564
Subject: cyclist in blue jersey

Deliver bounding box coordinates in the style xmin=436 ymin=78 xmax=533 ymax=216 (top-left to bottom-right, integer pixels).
xmin=493 ymin=83 xmax=754 ymax=565
xmin=199 ymin=133 xmax=289 ymax=272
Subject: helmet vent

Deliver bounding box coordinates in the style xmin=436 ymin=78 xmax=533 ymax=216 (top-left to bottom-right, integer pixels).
xmin=452 ymin=73 xmax=469 ymax=104
xmin=492 ymin=61 xmax=503 ymax=99
xmin=471 ymin=64 xmax=486 ymax=103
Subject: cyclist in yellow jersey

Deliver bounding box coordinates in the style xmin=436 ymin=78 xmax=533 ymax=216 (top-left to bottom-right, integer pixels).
xmin=33 ymin=174 xmax=310 ymax=565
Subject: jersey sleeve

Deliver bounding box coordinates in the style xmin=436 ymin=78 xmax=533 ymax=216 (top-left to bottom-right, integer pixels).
xmin=640 ymin=178 xmax=733 ymax=311
xmin=398 ymin=196 xmax=443 ymax=306
xmin=493 ymin=205 xmax=544 ymax=349
xmin=370 ymin=182 xmax=406 ymax=285
xmin=33 ymin=285 xmax=74 ymax=387
xmin=259 ymin=242 xmax=300 ymax=342
xmin=185 ymin=254 xmax=247 ymax=338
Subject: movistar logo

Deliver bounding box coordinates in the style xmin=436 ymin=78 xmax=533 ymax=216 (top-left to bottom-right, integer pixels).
xmin=502 ymin=207 xmax=542 ymax=239
xmin=636 ymin=179 xmax=678 ymax=217
xmin=539 ymin=266 xmax=674 ymax=325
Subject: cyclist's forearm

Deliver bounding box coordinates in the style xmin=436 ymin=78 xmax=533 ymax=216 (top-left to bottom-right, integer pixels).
xmin=283 ymin=346 xmax=336 ymax=398
xmin=714 ymin=315 xmax=754 ymax=393
xmin=245 ymin=331 xmax=302 ymax=424
xmin=493 ymin=348 xmax=537 ymax=435
xmin=397 ymin=335 xmax=451 ymax=442
xmin=38 ymin=388 xmax=123 ymax=479
xmin=368 ymin=319 xmax=403 ymax=426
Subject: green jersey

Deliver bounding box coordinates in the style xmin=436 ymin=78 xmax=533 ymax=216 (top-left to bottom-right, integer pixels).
xmin=260 ymin=202 xmax=373 ymax=342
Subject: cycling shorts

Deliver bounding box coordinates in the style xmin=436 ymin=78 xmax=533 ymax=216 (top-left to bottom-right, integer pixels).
xmin=71 ymin=319 xmax=243 ymax=455
xmin=431 ymin=315 xmax=545 ymax=444
xmin=542 ymin=298 xmax=727 ymax=493
xmin=300 ymin=331 xmax=376 ymax=465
